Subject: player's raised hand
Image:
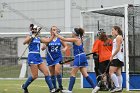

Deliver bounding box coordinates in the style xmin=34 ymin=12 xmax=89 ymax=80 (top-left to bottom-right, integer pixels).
xmin=62 ymin=48 xmax=67 ymax=52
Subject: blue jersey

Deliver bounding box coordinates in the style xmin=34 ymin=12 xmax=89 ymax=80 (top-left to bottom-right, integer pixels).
xmin=73 ymin=43 xmax=84 ymax=56
xmin=72 ymin=43 xmax=88 ymax=67
xmin=28 ymin=37 xmax=43 ymax=65
xmin=46 ymin=38 xmax=62 ymax=66
xmin=29 ymin=37 xmax=40 ymax=53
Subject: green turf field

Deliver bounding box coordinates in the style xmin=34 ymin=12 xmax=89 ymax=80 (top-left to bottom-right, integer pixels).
xmin=0 ymin=79 xmax=139 ymax=93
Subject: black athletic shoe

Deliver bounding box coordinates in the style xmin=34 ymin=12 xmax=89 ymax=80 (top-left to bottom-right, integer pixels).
xmin=59 ymin=87 xmax=66 ymax=93
xmin=55 ymin=88 xmax=60 ymax=92
xmin=54 ymin=87 xmax=64 ymax=93
xmin=22 ymin=84 xmax=29 ymax=93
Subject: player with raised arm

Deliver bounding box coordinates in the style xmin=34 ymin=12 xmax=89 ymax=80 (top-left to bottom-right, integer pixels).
xmin=53 ymin=28 xmax=95 ymax=93
xmin=42 ymin=26 xmax=68 ymax=93
xmin=22 ymin=25 xmax=57 ymax=93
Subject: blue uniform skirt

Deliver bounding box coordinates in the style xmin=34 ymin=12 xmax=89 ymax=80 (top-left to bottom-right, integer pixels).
xmin=46 ymin=57 xmax=62 ymax=66
xmin=28 ymin=53 xmax=43 ymax=65
xmin=73 ymin=53 xmax=88 ymax=67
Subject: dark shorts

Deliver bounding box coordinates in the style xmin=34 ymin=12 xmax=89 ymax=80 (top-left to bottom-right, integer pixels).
xmin=99 ymin=60 xmax=110 ymax=74
xmin=110 ymin=59 xmax=124 ymax=67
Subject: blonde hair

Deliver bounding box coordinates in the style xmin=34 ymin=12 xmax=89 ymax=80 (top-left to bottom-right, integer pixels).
xmin=50 ymin=26 xmax=58 ymax=31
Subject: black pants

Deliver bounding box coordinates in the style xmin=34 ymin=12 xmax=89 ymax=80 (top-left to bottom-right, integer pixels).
xmin=93 ymin=53 xmax=100 ymax=83
xmin=99 ymin=60 xmax=112 ymax=89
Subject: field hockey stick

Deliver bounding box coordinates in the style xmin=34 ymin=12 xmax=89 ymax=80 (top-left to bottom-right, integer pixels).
xmin=95 ymin=61 xmax=111 ymax=88
xmin=18 ymin=27 xmax=42 ymax=61
xmin=59 ymin=52 xmax=94 ymax=64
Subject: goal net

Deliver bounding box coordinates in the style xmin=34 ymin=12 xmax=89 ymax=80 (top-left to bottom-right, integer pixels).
xmin=80 ymin=4 xmax=140 ymax=90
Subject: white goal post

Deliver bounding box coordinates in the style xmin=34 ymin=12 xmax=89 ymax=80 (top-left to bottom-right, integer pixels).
xmin=80 ymin=4 xmax=140 ymax=91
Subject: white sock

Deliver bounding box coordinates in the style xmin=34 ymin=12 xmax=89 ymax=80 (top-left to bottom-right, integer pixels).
xmin=117 ymin=75 xmax=123 ymax=88
xmin=111 ymin=74 xmax=119 ymax=88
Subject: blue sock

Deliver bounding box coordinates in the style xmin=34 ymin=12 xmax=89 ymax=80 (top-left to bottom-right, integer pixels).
xmin=56 ymin=74 xmax=63 ymax=88
xmin=23 ymin=76 xmax=34 ymax=89
xmin=68 ymin=76 xmax=76 ymax=91
xmin=86 ymin=76 xmax=95 ymax=88
xmin=45 ymin=76 xmax=54 ymax=90
xmin=51 ymin=75 xmax=57 ymax=88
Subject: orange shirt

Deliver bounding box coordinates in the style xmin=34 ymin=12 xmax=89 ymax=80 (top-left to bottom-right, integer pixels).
xmin=92 ymin=39 xmax=113 ymax=62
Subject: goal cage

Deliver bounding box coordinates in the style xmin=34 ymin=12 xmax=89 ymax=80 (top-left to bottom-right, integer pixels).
xmin=0 ymin=31 xmax=94 ymax=79
xmin=80 ymin=4 xmax=140 ymax=91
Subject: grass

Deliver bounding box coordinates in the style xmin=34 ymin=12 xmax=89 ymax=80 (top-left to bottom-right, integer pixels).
xmin=0 ymin=79 xmax=140 ymax=93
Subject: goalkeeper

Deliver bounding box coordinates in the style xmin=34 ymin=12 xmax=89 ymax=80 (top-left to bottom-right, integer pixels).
xmin=92 ymin=31 xmax=113 ymax=92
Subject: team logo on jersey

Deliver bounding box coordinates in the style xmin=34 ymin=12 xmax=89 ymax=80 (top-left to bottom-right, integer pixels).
xmin=49 ymin=43 xmax=61 ymax=46
xmin=30 ymin=61 xmax=34 ymax=64
xmin=33 ymin=40 xmax=40 ymax=43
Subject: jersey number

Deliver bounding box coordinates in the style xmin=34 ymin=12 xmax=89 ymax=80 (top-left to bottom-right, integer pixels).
xmin=37 ymin=44 xmax=40 ymax=51
xmin=51 ymin=46 xmax=58 ymax=52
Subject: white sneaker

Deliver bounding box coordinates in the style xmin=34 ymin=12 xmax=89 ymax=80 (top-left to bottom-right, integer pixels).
xmin=50 ymin=88 xmax=56 ymax=93
xmin=92 ymin=86 xmax=100 ymax=93
xmin=110 ymin=87 xmax=122 ymax=93
xmin=61 ymin=90 xmax=72 ymax=93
